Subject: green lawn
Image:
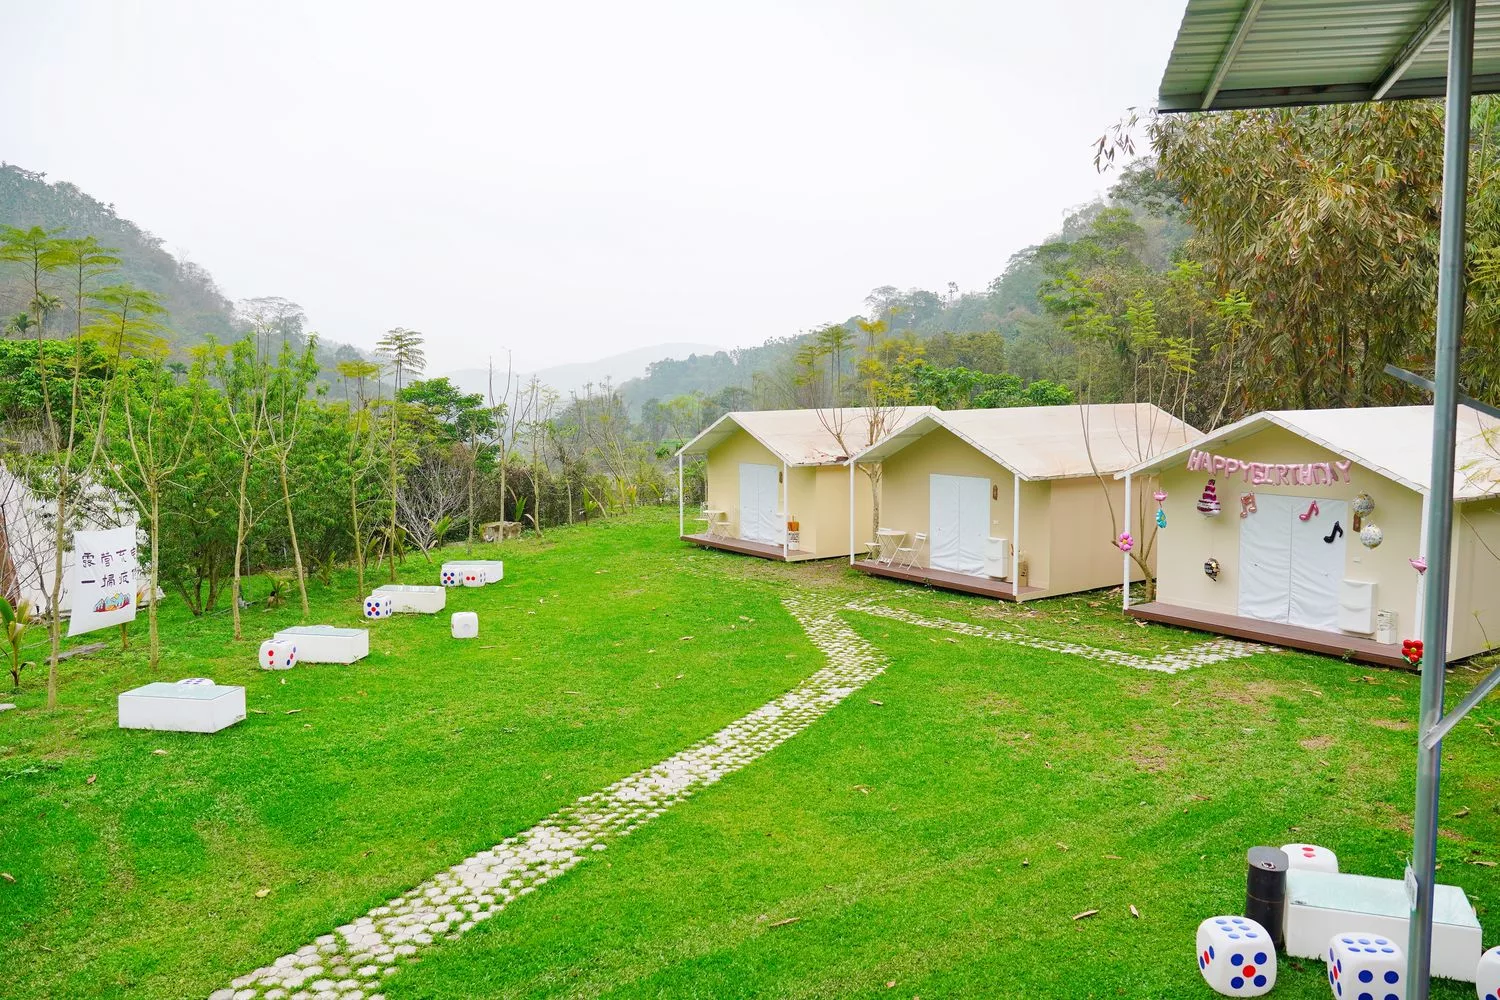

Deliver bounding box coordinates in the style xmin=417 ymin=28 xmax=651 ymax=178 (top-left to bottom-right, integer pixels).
xmin=3 ymin=507 xmax=1497 ymax=998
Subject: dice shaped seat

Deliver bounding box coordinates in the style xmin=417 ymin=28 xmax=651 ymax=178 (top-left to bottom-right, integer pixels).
xmin=441 ymin=567 xmax=461 ymax=587
xmin=363 ymin=593 xmax=393 ymax=619
xmin=1477 ymin=945 xmax=1500 ymax=1000
xmin=462 ymin=570 xmax=483 ymax=588
xmin=258 ymin=638 xmax=298 ymax=670
xmin=1326 ymin=932 xmax=1404 ymax=1000
xmin=1283 ymin=842 xmax=1339 ymax=873
xmin=1197 ymin=915 xmax=1276 ymax=996
xmin=451 ymin=611 xmax=478 ymax=638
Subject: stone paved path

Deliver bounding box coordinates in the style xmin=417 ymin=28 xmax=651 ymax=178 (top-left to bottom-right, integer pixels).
xmin=847 ymin=601 xmax=1265 ymax=674
xmin=208 ymin=592 xmax=885 ymax=1000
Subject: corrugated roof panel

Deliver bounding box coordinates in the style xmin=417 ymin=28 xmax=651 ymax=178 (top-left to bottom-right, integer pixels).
xmin=1159 ymin=0 xmax=1500 ymax=110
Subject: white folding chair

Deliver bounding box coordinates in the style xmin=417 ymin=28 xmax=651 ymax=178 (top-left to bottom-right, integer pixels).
xmin=895 ymin=532 xmax=928 ymax=569
xmin=862 ymin=540 xmax=881 ymax=562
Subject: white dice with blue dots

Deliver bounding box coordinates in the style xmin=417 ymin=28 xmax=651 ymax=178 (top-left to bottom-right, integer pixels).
xmin=363 ymin=593 xmax=393 ymax=619
xmin=1196 ymin=915 xmax=1276 ymax=996
xmin=1326 ymin=932 xmax=1404 ymax=1000
xmin=1477 ymin=944 xmax=1500 ymax=1000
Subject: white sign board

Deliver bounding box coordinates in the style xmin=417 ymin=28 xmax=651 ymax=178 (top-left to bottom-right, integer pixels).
xmin=67 ymin=525 xmax=139 ymax=637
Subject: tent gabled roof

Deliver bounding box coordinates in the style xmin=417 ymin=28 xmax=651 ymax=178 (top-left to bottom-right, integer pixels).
xmin=676 ymin=406 xmax=938 ymax=467
xmin=849 ymin=403 xmax=1202 ymax=481
xmin=1118 ymin=405 xmax=1500 ymax=500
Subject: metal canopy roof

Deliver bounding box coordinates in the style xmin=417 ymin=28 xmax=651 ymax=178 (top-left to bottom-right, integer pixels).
xmin=1159 ymin=0 xmax=1500 ymax=111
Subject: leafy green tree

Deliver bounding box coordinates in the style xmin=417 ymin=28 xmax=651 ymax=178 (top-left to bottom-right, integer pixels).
xmin=107 ymin=358 xmax=201 ymax=667
xmin=375 ymin=327 xmax=426 ymax=579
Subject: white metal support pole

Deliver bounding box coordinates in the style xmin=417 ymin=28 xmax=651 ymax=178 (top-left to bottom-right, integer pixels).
xmin=1414 ymin=491 xmax=1431 ymax=638
xmin=1123 ymin=472 xmax=1133 ymax=610
xmin=848 ymin=461 xmax=856 ymax=565
xmin=782 ymin=461 xmax=789 ymax=559
xmin=1409 ymin=2 xmax=1474 ymax=995
xmin=1011 ymin=475 xmax=1021 ymax=597
xmin=677 ymin=453 xmax=684 ymax=537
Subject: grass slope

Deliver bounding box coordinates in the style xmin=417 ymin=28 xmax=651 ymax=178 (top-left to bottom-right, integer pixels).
xmin=4 ymin=507 xmax=1498 ymax=998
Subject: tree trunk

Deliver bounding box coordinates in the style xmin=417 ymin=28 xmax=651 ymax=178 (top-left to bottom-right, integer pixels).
xmin=147 ymin=488 xmax=161 ymax=669
xmin=279 ymin=456 xmax=310 ymax=616
xmin=466 ymin=449 xmax=476 ymax=555
xmin=388 ymin=390 xmax=399 ymax=582
xmin=44 ymin=469 xmax=68 ymax=710
xmin=231 ymin=451 xmax=250 ymax=641
xmin=351 ymin=475 xmax=365 ymax=597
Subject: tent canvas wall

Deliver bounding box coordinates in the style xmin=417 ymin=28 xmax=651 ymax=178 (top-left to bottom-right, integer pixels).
xmin=1121 ymin=406 xmax=1500 ymax=663
xmin=676 ymin=407 xmax=936 ymax=561
xmin=852 ymin=404 xmax=1201 ymax=600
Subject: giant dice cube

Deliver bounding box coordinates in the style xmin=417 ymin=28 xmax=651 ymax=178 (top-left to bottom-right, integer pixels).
xmin=258 ymin=638 xmax=297 ymax=671
xmin=1326 ymin=932 xmax=1404 ymax=1000
xmin=1477 ymin=944 xmax=1500 ymax=1000
xmin=363 ymin=593 xmax=393 ymax=619
xmin=1197 ymin=916 xmax=1276 ymax=996
xmin=451 ymin=611 xmax=478 ymax=638
xmin=441 ymin=567 xmax=461 ymax=587
xmin=462 ymin=570 xmax=483 ymax=588
xmin=1282 ymin=842 xmax=1339 ymax=873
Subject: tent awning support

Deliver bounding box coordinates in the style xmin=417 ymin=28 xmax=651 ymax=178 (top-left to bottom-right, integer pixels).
xmin=1385 ymin=363 xmax=1500 ymax=421
xmin=1374 ymin=2 xmax=1453 ymax=100
xmin=1408 ymin=2 xmax=1475 ymax=994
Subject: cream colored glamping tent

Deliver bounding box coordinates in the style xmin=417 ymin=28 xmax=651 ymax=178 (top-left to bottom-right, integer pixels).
xmin=848 ymin=404 xmax=1199 ymax=600
xmin=677 ymin=407 xmax=935 ymax=561
xmin=1119 ymin=405 xmax=1500 ymax=667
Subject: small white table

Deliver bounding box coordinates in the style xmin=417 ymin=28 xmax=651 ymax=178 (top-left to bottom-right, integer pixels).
xmin=374 ymin=584 xmax=446 ymax=613
xmin=698 ymin=509 xmax=729 ymax=538
xmin=274 ymin=625 xmax=370 ymax=664
xmin=875 ymin=528 xmax=906 ymax=565
xmin=442 ymin=560 xmax=503 ymax=583
xmin=119 ymin=682 xmax=246 ymax=733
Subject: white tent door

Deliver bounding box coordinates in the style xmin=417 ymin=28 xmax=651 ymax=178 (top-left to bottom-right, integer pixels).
xmin=738 ymin=463 xmax=780 ymax=543
xmin=1289 ymin=498 xmax=1347 ymax=630
xmin=929 ymin=474 xmax=989 ymax=575
xmin=1237 ymin=494 xmax=1348 ymax=631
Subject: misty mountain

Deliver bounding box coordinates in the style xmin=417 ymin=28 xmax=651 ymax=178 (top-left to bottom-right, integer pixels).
xmin=442 ymin=342 xmax=721 ymax=400
xmin=0 ymin=163 xmax=371 ymax=374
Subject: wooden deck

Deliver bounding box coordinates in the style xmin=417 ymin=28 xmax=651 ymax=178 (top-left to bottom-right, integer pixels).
xmin=680 ymin=533 xmax=822 ymax=562
xmin=852 ymin=559 xmax=1045 ymax=601
xmin=1127 ymin=601 xmax=1413 ymax=669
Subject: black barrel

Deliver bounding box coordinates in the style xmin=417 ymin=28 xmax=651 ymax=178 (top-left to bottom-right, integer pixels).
xmin=1245 ymin=846 xmax=1289 ymax=948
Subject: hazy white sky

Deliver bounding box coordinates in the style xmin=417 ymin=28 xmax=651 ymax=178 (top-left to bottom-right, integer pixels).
xmin=4 ymin=1 xmax=1186 ymax=373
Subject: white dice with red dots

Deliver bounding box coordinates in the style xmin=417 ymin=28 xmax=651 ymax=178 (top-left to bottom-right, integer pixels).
xmin=451 ymin=611 xmax=478 ymax=638
xmin=258 ymin=638 xmax=297 ymax=670
xmin=441 ymin=567 xmax=461 ymax=586
xmin=1197 ymin=916 xmax=1276 ymax=996
xmin=1326 ymin=932 xmax=1404 ymax=1000
xmin=1283 ymin=842 xmax=1339 ymax=873
xmin=462 ymin=570 xmax=483 ymax=588
xmin=1477 ymin=945 xmax=1500 ymax=1000
xmin=362 ymin=594 xmax=393 ymax=619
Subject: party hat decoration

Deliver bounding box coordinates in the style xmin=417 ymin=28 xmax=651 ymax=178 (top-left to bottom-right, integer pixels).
xmin=1196 ymin=478 xmax=1221 ymax=516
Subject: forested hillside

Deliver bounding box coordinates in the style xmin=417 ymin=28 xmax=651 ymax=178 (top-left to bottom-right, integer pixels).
xmin=0 ymin=163 xmax=368 ymax=374
xmin=622 ymin=158 xmax=1190 ymax=419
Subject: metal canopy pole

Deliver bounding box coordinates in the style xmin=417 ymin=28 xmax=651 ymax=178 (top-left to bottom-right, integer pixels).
xmin=848 ymin=460 xmax=856 ymax=565
xmin=677 ymin=453 xmax=684 ymax=537
xmin=1408 ymin=1 xmax=1475 ymax=995
xmin=1122 ymin=472 xmax=1133 ymax=610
